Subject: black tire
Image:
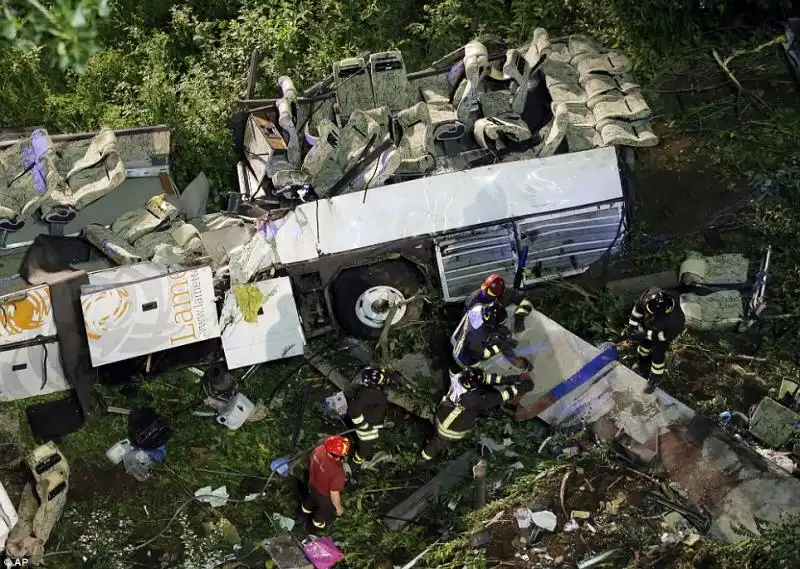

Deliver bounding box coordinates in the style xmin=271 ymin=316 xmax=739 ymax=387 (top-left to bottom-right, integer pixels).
xmin=331 ymin=260 xmax=425 ymax=340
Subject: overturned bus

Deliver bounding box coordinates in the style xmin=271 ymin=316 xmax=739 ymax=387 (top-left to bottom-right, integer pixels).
xmin=0 ymin=29 xmax=657 ymax=401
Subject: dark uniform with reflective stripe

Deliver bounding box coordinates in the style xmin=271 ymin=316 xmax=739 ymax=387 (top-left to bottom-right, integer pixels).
xmin=451 ymin=305 xmax=505 ymax=369
xmin=464 ymin=289 xmax=534 ymax=331
xmin=421 ymin=370 xmax=534 ymax=461
xmin=347 ymin=384 xmax=388 ymax=465
xmin=627 ymin=287 xmax=686 ymax=383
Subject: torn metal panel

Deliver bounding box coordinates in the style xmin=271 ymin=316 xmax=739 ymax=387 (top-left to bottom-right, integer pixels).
xmin=500 ymin=309 xmax=800 ymax=541
xmin=198 ymin=223 xmax=255 ymax=267
xmin=179 ymin=172 xmax=210 ymax=220
xmin=220 ymin=277 xmax=306 ymax=369
xmin=273 ymin=147 xmax=624 ymax=264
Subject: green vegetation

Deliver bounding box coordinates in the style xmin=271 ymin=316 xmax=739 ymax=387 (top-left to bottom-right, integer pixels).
xmin=1 ymin=0 xmax=800 ymax=568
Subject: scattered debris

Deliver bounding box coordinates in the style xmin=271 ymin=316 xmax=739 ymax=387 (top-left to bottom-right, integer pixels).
xmin=513 ymin=507 xmax=533 ymax=529
xmin=105 ymin=439 xmax=133 ymax=465
xmin=216 ymin=392 xmax=255 ymax=429
xmin=270 ymin=513 xmax=296 ymax=532
xmin=577 ymin=549 xmax=619 ymax=569
xmin=530 ymin=510 xmax=557 ymax=532
xmin=195 ymin=486 xmax=230 ymax=507
xmin=755 ymin=447 xmax=797 ymax=473
xmin=600 ymin=492 xmax=627 ymax=515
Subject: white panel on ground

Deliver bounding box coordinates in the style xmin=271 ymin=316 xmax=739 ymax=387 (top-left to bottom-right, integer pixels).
xmin=220 ymin=277 xmax=306 ymax=369
xmin=483 ymin=308 xmax=800 ymax=541
xmin=81 ymin=266 xmax=221 ymax=366
xmin=0 ymin=285 xmax=70 ymax=401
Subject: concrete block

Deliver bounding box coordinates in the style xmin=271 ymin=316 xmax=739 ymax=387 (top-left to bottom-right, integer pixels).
xmin=749 ymin=397 xmax=800 ymax=448
xmin=605 ymin=270 xmax=678 ymax=301
xmin=382 ymin=450 xmax=476 ymax=531
xmin=264 ymin=534 xmax=313 ymax=569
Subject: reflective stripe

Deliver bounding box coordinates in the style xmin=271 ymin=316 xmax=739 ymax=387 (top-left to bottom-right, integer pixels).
xmin=313 ymin=519 xmax=326 ymax=529
xmin=485 ymin=373 xmax=502 ymax=385
xmin=627 ymin=319 xmax=640 ymax=327
xmin=356 ymin=428 xmax=380 ymax=441
xmin=519 ymin=299 xmax=533 ymax=309
xmin=351 ymin=414 xmax=365 ymax=425
xmin=353 ymin=453 xmax=365 ymax=464
xmin=302 ymin=504 xmax=312 ymax=514
xmin=650 ymin=365 xmax=665 ymax=376
xmin=646 ymin=329 xmax=654 ymax=340
xmin=482 ymin=345 xmax=501 ymax=359
xmin=501 ymin=386 xmax=518 ymax=401
xmin=437 ymin=406 xmax=469 ymax=440
xmin=631 ymin=307 xmax=643 ymax=318
xmin=421 ymin=450 xmax=433 ymax=461
xmin=657 ymin=331 xmax=667 ymax=342
xmin=637 ymin=346 xmax=651 ymax=356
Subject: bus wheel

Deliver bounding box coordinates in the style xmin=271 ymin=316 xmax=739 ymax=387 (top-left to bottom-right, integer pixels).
xmin=331 ymin=260 xmax=424 ymax=340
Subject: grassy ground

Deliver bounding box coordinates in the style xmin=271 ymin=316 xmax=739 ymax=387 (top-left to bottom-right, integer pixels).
xmin=2 ymin=24 xmax=799 ymax=569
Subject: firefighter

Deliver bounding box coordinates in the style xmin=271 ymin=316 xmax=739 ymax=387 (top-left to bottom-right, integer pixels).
xmin=451 ymin=302 xmax=518 ymax=372
xmin=623 ymin=287 xmax=686 ymax=394
xmin=420 ymin=366 xmax=534 ymax=462
xmin=301 ymin=435 xmax=350 ymax=531
xmin=347 ymin=367 xmax=390 ymax=470
xmin=464 ymin=274 xmax=535 ymax=333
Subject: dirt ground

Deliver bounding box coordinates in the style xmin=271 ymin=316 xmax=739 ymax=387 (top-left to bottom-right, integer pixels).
xmin=475 ymin=460 xmax=695 ymax=568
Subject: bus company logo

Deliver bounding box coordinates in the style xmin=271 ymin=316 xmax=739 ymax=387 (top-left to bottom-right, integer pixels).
xmin=0 ymin=290 xmax=51 ymax=336
xmin=4 ymin=558 xmax=30 ymax=567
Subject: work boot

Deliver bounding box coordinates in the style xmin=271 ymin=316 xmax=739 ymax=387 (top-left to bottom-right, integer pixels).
xmin=643 ymin=379 xmax=657 ymax=395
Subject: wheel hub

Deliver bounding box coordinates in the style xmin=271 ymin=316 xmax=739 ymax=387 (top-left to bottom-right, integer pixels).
xmin=355 ymin=286 xmax=408 ymax=329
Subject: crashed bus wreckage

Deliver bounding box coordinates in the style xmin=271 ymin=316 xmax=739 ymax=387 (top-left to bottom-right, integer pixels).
xmin=0 ymin=28 xmax=797 ymax=561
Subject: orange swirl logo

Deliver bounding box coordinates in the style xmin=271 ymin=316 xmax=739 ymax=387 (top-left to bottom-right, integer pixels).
xmin=0 ymin=290 xmax=51 ymax=336
xmin=82 ymin=289 xmax=132 ymax=340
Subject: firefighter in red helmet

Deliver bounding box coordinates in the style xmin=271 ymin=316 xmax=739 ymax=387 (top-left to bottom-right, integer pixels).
xmin=464 ymin=274 xmax=534 ymax=333
xmin=301 ymin=435 xmax=350 ymax=531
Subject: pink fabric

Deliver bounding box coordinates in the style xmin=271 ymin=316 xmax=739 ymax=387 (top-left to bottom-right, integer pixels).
xmin=302 ymin=536 xmax=343 ymax=569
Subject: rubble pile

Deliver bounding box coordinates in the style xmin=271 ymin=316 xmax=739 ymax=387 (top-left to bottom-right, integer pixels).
xmin=467 ymin=459 xmax=707 ymax=568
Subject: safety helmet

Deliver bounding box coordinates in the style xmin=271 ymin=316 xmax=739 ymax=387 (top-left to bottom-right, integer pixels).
xmin=459 ymin=367 xmax=484 ymax=390
xmin=643 ymin=288 xmax=675 ymax=316
xmin=361 ymin=367 xmax=387 ymax=386
xmin=481 ymin=274 xmax=506 ymax=298
xmin=481 ymin=302 xmax=501 ymax=326
xmin=324 ymin=435 xmax=351 ymax=458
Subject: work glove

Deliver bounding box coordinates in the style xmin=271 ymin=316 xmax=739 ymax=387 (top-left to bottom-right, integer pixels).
xmin=520 ymin=369 xmax=534 ymax=383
